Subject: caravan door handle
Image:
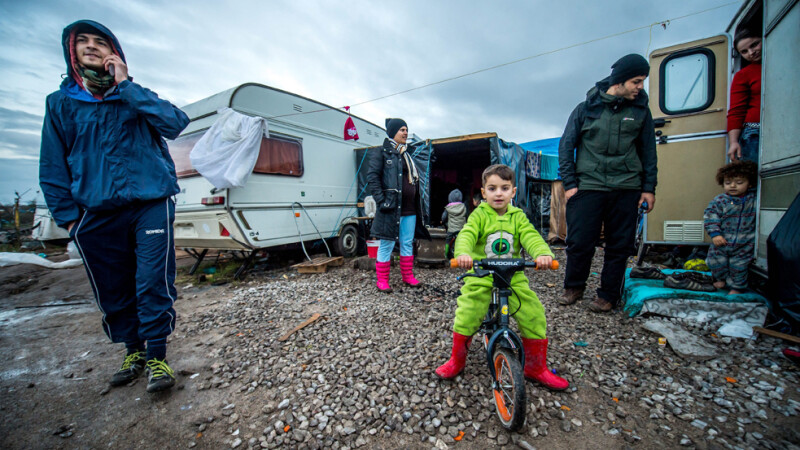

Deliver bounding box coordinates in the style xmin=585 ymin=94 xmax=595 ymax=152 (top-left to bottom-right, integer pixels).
xmin=653 ymin=118 xmax=671 ymax=128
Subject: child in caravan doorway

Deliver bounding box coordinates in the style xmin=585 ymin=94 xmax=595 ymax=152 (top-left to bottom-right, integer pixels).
xmin=435 ymin=164 xmax=568 ymax=390
xmin=441 ymin=189 xmax=467 ymax=259
xmin=703 ymin=161 xmax=757 ymax=295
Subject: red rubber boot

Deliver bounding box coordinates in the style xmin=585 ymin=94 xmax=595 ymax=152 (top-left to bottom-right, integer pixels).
xmin=376 ymin=261 xmax=392 ymax=293
xmin=522 ymin=338 xmax=569 ymax=391
xmin=435 ymin=332 xmax=472 ymax=379
xmin=399 ymin=255 xmax=420 ymax=286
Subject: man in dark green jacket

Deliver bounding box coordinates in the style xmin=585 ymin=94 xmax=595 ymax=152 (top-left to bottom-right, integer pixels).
xmin=557 ymin=53 xmax=657 ymax=313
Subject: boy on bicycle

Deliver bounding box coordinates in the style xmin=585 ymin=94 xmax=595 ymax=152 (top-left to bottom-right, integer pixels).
xmin=435 ymin=164 xmax=569 ymax=390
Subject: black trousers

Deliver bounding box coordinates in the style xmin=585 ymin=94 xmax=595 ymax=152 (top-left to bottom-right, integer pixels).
xmin=564 ymin=190 xmax=640 ymax=305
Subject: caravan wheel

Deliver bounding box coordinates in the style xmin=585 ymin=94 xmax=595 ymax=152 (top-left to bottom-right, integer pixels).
xmin=334 ymin=225 xmax=358 ymax=257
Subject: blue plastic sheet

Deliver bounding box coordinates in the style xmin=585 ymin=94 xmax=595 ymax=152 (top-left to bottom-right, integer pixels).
xmin=521 ymin=137 xmax=560 ymax=181
xmin=622 ymin=268 xmax=768 ymax=317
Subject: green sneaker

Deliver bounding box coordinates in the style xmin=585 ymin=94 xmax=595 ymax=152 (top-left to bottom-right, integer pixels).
xmin=145 ymin=358 xmax=175 ymax=393
xmin=109 ymin=351 xmax=146 ymax=386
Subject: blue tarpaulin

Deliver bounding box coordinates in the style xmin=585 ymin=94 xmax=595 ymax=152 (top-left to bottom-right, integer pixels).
xmin=521 ymin=138 xmax=560 ymax=181
xmin=622 ymin=268 xmax=768 ymax=317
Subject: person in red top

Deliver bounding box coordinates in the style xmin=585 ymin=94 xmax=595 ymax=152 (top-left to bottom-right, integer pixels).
xmin=727 ymin=29 xmax=762 ymax=163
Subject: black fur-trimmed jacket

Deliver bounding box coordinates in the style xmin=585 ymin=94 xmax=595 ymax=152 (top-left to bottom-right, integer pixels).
xmin=366 ymin=138 xmax=431 ymax=242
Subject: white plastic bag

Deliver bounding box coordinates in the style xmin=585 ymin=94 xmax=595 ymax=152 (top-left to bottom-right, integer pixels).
xmin=189 ymin=107 xmax=269 ymax=189
xmin=0 ymin=252 xmax=83 ymax=269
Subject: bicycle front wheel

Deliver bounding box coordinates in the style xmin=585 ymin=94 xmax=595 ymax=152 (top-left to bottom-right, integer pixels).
xmin=492 ymin=348 xmax=527 ymax=431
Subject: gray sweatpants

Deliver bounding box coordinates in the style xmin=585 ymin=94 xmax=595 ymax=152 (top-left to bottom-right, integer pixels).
xmin=706 ymin=243 xmax=754 ymax=290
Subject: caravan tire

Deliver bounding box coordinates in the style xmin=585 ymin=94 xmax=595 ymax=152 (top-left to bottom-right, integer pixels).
xmin=334 ymin=225 xmax=359 ymax=258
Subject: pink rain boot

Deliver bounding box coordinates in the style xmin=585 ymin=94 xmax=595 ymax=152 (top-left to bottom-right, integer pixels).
xmin=376 ymin=260 xmax=392 ymax=293
xmin=399 ymin=255 xmax=420 ymax=287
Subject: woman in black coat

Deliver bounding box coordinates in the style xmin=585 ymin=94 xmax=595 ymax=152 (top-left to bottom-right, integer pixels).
xmin=366 ymin=118 xmax=431 ymax=292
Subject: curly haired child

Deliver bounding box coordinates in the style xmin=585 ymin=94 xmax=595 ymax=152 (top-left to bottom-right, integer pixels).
xmin=703 ymin=160 xmax=757 ymax=295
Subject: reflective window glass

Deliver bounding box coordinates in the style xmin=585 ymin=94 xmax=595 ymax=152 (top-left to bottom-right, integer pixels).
xmin=663 ymin=53 xmax=710 ymax=112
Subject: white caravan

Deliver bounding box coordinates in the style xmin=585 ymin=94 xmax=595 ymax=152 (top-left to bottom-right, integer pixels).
xmin=168 ymin=83 xmax=385 ymax=259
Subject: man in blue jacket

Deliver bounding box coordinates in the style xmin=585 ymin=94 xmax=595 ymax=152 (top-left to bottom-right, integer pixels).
xmin=39 ymin=20 xmax=189 ymax=393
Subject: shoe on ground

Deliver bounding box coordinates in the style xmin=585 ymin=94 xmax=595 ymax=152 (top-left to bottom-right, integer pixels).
xmin=629 ymin=266 xmax=666 ymax=280
xmin=558 ymin=287 xmax=584 ymax=305
xmin=109 ymin=350 xmax=145 ymax=386
xmin=587 ymin=297 xmax=613 ymax=313
xmin=664 ymin=272 xmax=716 ymax=292
xmin=679 ymin=271 xmax=715 ymax=284
xmin=145 ymin=358 xmax=175 ymax=393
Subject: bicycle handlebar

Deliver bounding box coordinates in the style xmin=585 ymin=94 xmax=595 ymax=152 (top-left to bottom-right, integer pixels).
xmin=449 ymin=258 xmax=559 ymax=270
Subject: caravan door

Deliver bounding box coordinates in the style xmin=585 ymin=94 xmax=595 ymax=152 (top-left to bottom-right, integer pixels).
xmin=646 ymin=36 xmax=729 ymax=244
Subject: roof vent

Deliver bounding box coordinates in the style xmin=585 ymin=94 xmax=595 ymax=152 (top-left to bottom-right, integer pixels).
xmin=293 ymin=104 xmax=302 ymax=112
xmin=663 ymin=221 xmax=705 ymax=242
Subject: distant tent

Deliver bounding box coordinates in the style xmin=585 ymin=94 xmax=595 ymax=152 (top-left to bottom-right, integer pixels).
xmin=520 ymin=137 xmax=560 ymax=181
xmin=355 ymin=133 xmax=530 ymax=227
xmin=31 ymin=198 xmax=69 ymax=241
xmin=520 ymin=137 xmax=566 ymax=242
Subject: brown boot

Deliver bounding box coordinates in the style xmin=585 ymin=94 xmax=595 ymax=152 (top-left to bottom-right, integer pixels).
xmin=587 ymin=297 xmax=613 ymax=313
xmin=558 ymin=287 xmax=584 ymax=305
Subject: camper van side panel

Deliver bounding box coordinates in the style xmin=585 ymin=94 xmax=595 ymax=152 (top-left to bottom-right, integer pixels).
xmin=755 ymin=0 xmax=800 ymax=270
xmin=228 ymin=130 xmax=362 ymax=247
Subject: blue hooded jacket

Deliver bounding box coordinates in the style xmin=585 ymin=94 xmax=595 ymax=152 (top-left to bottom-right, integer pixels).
xmin=39 ymin=20 xmax=189 ymax=227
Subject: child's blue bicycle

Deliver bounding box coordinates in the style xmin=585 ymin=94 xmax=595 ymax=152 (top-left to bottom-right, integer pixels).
xmin=450 ymin=257 xmax=559 ymax=431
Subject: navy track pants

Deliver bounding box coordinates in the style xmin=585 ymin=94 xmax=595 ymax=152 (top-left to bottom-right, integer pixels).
xmin=71 ymin=198 xmax=177 ymax=346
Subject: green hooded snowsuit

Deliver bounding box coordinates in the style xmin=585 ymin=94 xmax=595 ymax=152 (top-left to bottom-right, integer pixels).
xmin=452 ymin=202 xmax=555 ymax=339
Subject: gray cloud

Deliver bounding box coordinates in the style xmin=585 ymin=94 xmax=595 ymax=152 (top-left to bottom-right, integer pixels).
xmin=0 ymin=0 xmax=741 ymax=202
xmin=0 ymin=107 xmax=43 ymax=160
xmin=0 ymin=159 xmax=40 ymax=205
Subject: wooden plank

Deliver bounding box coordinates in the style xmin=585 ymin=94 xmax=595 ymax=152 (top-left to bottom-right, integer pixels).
xmin=291 ymin=256 xmax=344 ymax=273
xmin=296 ymin=265 xmax=327 ymax=274
xmin=430 ymin=132 xmax=498 ymax=145
xmin=327 ymin=257 xmax=344 ymax=267
xmin=278 ymin=313 xmax=322 ymax=341
xmin=753 ymin=327 xmax=800 ymax=344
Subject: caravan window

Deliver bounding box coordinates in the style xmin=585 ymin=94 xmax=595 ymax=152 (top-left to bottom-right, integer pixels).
xmin=659 ymin=48 xmax=715 ymax=115
xmin=167 ymin=131 xmax=203 ymax=178
xmin=166 ymin=132 xmax=303 ymax=178
xmin=253 ymin=135 xmax=303 ymax=176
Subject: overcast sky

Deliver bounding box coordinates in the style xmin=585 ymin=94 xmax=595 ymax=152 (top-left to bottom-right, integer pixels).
xmin=0 ymin=0 xmax=741 ymax=204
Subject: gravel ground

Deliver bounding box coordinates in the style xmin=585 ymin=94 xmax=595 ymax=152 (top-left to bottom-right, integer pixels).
xmin=1 ymin=248 xmax=798 ymax=449
xmin=180 ymin=248 xmax=800 ymax=449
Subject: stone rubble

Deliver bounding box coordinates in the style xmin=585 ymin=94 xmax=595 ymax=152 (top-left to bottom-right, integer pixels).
xmin=179 ymin=249 xmax=800 ymax=449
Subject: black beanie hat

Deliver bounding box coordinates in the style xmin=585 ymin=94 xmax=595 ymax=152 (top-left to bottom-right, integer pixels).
xmin=385 ymin=118 xmax=407 ymax=140
xmin=609 ymin=54 xmax=650 ymax=85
